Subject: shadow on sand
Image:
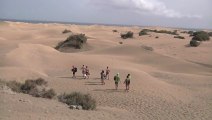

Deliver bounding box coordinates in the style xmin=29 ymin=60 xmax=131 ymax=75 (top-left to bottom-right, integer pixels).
xmin=93 ymin=89 xmax=127 ymax=93
xmin=84 ymin=81 xmax=103 ymax=85
xmin=57 ymin=76 xmax=87 ymax=80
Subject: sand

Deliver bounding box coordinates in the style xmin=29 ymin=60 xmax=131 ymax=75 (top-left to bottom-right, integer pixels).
xmin=0 ymin=21 xmax=212 ymax=120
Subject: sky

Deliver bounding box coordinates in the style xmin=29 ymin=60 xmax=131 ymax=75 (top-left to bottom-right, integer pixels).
xmin=0 ymin=0 xmax=211 ymax=29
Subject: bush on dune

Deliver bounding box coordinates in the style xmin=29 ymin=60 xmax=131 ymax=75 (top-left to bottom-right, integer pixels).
xmin=188 ymin=31 xmax=194 ymax=36
xmin=58 ymin=92 xmax=96 ymax=110
xmin=55 ymin=34 xmax=87 ymax=50
xmin=155 ymin=30 xmax=179 ymax=35
xmin=207 ymin=32 xmax=212 ymax=37
xmin=139 ymin=30 xmax=148 ymax=36
xmin=3 ymin=79 xmax=96 ymax=110
xmin=192 ymin=31 xmax=209 ymax=41
xmin=190 ymin=40 xmax=200 ymax=47
xmin=188 ymin=31 xmax=210 ymax=47
xmin=113 ymin=30 xmax=118 ymax=32
xmin=121 ymin=31 xmax=133 ymax=39
xmin=6 ymin=81 xmax=22 ymax=93
xmin=139 ymin=29 xmax=178 ymax=35
xmin=42 ymin=89 xmax=57 ymax=99
xmin=174 ymin=36 xmax=185 ymax=39
xmin=62 ymin=29 xmax=71 ymax=34
xmin=5 ymin=78 xmax=56 ymax=99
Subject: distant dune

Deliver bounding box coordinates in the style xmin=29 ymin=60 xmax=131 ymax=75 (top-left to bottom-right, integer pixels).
xmin=0 ymin=21 xmax=212 ymax=120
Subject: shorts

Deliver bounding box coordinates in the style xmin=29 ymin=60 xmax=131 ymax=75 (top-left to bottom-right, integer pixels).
xmin=125 ymin=81 xmax=130 ymax=85
xmin=115 ymin=82 xmax=119 ymax=85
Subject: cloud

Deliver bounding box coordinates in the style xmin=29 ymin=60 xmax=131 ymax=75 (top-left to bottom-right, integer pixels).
xmin=90 ymin=0 xmax=202 ymax=18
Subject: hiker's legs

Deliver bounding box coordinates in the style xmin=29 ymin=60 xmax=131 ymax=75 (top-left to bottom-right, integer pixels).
xmin=115 ymin=83 xmax=118 ymax=90
xmin=73 ymin=72 xmax=76 ymax=78
xmin=127 ymin=85 xmax=129 ymax=90
xmin=84 ymin=74 xmax=86 ymax=79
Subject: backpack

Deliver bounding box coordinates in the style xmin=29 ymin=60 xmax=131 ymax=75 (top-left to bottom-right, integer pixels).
xmin=74 ymin=68 xmax=77 ymax=72
xmin=114 ymin=76 xmax=116 ymax=80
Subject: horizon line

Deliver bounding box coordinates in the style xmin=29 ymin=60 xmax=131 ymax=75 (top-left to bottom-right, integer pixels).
xmin=0 ymin=18 xmax=210 ymax=31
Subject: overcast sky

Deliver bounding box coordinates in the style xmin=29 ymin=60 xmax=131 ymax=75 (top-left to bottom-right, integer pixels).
xmin=0 ymin=0 xmax=211 ymax=29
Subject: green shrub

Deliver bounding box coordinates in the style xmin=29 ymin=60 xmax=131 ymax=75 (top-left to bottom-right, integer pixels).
xmin=142 ymin=29 xmax=178 ymax=35
xmin=113 ymin=30 xmax=118 ymax=32
xmin=6 ymin=81 xmax=22 ymax=93
xmin=156 ymin=30 xmax=178 ymax=35
xmin=119 ymin=41 xmax=123 ymax=44
xmin=188 ymin=31 xmax=194 ymax=36
xmin=139 ymin=30 xmax=148 ymax=36
xmin=55 ymin=34 xmax=87 ymax=49
xmin=42 ymin=89 xmax=56 ymax=99
xmin=58 ymin=92 xmax=96 ymax=110
xmin=34 ymin=78 xmax=47 ymax=86
xmin=192 ymin=31 xmax=209 ymax=41
xmin=21 ymin=79 xmax=38 ymax=94
xmin=208 ymin=32 xmax=212 ymax=37
xmin=4 ymin=78 xmax=56 ymax=99
xmin=180 ymin=31 xmax=188 ymax=34
xmin=190 ymin=40 xmax=200 ymax=47
xmin=62 ymin=29 xmax=71 ymax=34
xmin=121 ymin=31 xmax=133 ymax=39
xmin=174 ymin=36 xmax=185 ymax=39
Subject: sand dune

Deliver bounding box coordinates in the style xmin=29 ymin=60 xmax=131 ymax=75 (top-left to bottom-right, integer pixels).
xmin=0 ymin=21 xmax=212 ymax=120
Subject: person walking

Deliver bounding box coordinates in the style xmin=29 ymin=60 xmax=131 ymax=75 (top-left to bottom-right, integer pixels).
xmin=114 ymin=73 xmax=120 ymax=90
xmin=106 ymin=66 xmax=110 ymax=80
xmin=100 ymin=70 xmax=105 ymax=85
xmin=81 ymin=65 xmax=86 ymax=79
xmin=71 ymin=66 xmax=77 ymax=78
xmin=124 ymin=74 xmax=131 ymax=92
xmin=85 ymin=66 xmax=90 ymax=79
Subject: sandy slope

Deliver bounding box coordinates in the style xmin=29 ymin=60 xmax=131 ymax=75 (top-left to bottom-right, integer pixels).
xmin=0 ymin=21 xmax=212 ymax=120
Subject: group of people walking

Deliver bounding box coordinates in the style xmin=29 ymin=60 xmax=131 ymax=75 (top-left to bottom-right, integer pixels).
xmin=71 ymin=65 xmax=90 ymax=79
xmin=100 ymin=66 xmax=110 ymax=85
xmin=113 ymin=73 xmax=131 ymax=91
xmin=71 ymin=65 xmax=131 ymax=91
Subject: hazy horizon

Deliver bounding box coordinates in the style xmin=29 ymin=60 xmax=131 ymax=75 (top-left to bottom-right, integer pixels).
xmin=0 ymin=0 xmax=211 ymax=29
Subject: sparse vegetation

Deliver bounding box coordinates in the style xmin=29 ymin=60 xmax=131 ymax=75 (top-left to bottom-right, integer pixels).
xmin=55 ymin=34 xmax=87 ymax=50
xmin=153 ymin=30 xmax=179 ymax=35
xmin=139 ymin=30 xmax=148 ymax=36
xmin=139 ymin=29 xmax=178 ymax=35
xmin=58 ymin=92 xmax=96 ymax=110
xmin=180 ymin=31 xmax=188 ymax=34
xmin=6 ymin=81 xmax=22 ymax=93
xmin=192 ymin=31 xmax=210 ymax=41
xmin=2 ymin=79 xmax=96 ymax=110
xmin=62 ymin=29 xmax=71 ymax=34
xmin=190 ymin=40 xmax=200 ymax=47
xmin=207 ymin=32 xmax=212 ymax=37
xmin=113 ymin=30 xmax=118 ymax=33
xmin=174 ymin=36 xmax=185 ymax=39
xmin=120 ymin=31 xmax=133 ymax=39
xmin=42 ymin=89 xmax=57 ymax=99
xmin=188 ymin=31 xmax=194 ymax=36
xmin=119 ymin=41 xmax=123 ymax=44
xmin=5 ymin=78 xmax=56 ymax=99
